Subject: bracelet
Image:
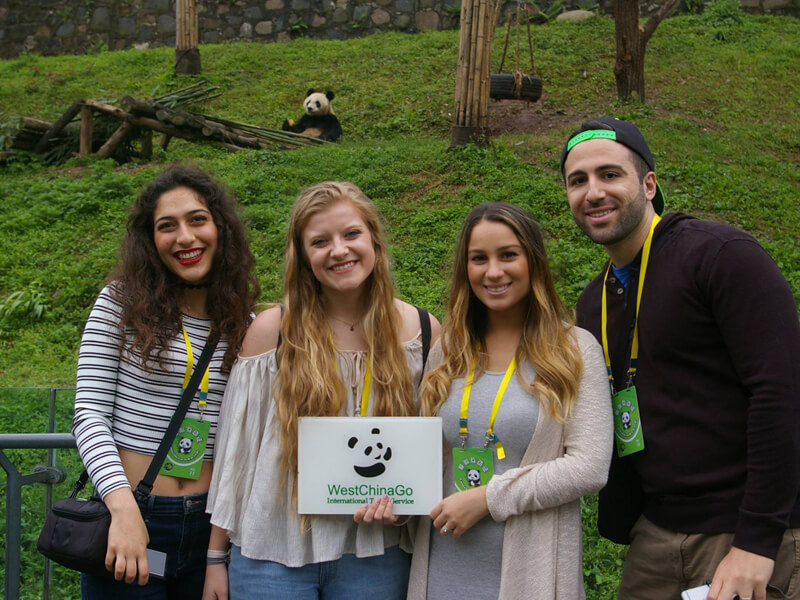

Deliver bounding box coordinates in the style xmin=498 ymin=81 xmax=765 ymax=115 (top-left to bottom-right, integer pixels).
xmin=207 ymin=549 xmax=230 ymax=566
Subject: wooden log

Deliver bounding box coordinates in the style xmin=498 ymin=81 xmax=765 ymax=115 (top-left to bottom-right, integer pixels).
xmin=34 ymin=100 xmax=83 ymax=153
xmin=96 ymin=121 xmax=135 ymax=159
xmin=160 ymin=133 xmax=172 ymax=150
xmin=11 ymin=137 xmax=38 ymax=151
xmin=79 ymin=105 xmax=93 ymax=156
xmin=82 ymin=99 xmax=130 ymax=120
xmin=120 ymin=95 xmax=157 ymax=118
xmin=21 ymin=117 xmax=53 ymax=132
xmin=140 ymin=130 xmax=153 ymax=160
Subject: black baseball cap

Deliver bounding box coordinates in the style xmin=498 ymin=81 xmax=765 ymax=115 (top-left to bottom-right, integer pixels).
xmin=560 ymin=117 xmax=665 ymax=215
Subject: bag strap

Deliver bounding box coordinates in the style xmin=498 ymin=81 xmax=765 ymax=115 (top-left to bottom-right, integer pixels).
xmin=416 ymin=306 xmax=431 ymax=376
xmin=69 ymin=469 xmax=91 ymax=499
xmin=133 ymin=331 xmax=220 ymax=500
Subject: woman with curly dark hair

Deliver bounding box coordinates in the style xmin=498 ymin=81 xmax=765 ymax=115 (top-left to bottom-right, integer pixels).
xmin=72 ymin=165 xmax=260 ymax=599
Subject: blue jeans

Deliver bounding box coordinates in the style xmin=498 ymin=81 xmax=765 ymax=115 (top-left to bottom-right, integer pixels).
xmin=228 ymin=544 xmax=411 ymax=600
xmin=81 ymin=491 xmax=211 ymax=600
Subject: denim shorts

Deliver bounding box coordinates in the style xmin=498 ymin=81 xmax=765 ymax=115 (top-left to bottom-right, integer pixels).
xmin=228 ymin=544 xmax=411 ymax=600
xmin=81 ymin=491 xmax=211 ymax=600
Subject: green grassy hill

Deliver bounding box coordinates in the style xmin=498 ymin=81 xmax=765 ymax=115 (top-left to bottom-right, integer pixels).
xmin=1 ymin=6 xmax=798 ymax=598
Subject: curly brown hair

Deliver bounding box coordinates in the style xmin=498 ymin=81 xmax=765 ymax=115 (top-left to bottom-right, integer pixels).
xmin=110 ymin=164 xmax=260 ymax=372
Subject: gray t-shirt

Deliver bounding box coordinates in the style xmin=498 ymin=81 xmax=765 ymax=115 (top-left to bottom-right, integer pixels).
xmin=426 ymin=367 xmax=539 ymax=600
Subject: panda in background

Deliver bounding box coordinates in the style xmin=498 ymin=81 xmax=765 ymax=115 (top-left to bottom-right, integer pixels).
xmin=282 ymin=89 xmax=343 ymax=141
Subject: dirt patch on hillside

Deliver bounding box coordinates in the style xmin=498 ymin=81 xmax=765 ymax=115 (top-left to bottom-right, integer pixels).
xmin=487 ymin=97 xmax=585 ymax=136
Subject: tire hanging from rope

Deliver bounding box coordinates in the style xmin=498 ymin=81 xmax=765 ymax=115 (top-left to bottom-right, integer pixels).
xmin=490 ymin=1 xmax=542 ymax=102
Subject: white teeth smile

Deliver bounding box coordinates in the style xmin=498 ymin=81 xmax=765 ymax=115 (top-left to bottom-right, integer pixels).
xmin=176 ymin=249 xmax=202 ymax=260
xmin=590 ymin=209 xmax=614 ymax=218
xmin=486 ymin=284 xmax=510 ymax=293
xmin=331 ymin=261 xmax=356 ymax=272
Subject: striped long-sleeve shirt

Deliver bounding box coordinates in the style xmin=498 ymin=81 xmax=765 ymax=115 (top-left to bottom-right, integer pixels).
xmin=73 ymin=284 xmax=230 ymax=498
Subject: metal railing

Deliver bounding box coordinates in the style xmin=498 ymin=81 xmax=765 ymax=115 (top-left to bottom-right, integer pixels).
xmin=0 ymin=388 xmax=77 ymax=600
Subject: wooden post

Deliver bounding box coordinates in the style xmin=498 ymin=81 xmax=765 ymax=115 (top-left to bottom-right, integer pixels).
xmin=79 ymin=105 xmax=93 ymax=156
xmin=451 ymin=0 xmax=500 ymax=146
xmin=140 ymin=130 xmax=153 ymax=160
xmin=175 ymin=0 xmax=201 ymax=74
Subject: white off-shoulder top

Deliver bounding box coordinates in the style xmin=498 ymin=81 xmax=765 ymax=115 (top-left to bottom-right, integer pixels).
xmin=207 ymin=333 xmax=426 ymax=567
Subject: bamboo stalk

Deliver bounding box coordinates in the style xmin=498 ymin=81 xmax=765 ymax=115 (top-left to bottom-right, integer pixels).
xmin=454 ymin=0 xmax=474 ymax=125
xmin=466 ymin=0 xmax=487 ymax=127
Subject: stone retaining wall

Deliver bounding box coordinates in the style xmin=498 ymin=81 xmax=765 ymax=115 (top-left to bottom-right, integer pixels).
xmin=0 ymin=0 xmax=796 ymax=59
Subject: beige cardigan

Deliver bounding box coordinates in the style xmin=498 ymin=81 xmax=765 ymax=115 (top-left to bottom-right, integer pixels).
xmin=407 ymin=327 xmax=613 ymax=600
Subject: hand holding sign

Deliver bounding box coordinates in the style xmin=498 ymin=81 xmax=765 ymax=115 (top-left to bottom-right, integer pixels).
xmin=353 ymin=495 xmax=404 ymax=525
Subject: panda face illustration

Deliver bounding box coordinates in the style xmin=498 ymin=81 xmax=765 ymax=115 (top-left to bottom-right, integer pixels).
xmin=621 ymin=411 xmax=631 ymax=430
xmin=178 ymin=437 xmax=193 ymax=454
xmin=347 ymin=428 xmax=392 ymax=478
xmin=467 ymin=468 xmax=481 ymax=487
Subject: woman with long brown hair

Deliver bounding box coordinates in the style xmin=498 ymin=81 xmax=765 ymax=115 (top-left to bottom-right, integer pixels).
xmin=207 ymin=181 xmax=439 ymax=600
xmin=407 ymin=202 xmax=612 ymax=599
xmin=72 ymin=165 xmax=259 ymax=599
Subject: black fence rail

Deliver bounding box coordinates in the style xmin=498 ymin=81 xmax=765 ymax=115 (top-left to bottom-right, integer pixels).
xmin=0 ymin=388 xmax=78 ymax=600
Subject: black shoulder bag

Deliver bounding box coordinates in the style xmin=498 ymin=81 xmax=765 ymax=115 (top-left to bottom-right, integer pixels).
xmin=37 ymin=333 xmax=219 ymax=578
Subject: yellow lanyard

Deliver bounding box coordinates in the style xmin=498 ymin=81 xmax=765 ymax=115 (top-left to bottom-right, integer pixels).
xmin=459 ymin=356 xmax=517 ymax=460
xmin=328 ymin=334 xmax=371 ymax=416
xmin=601 ymin=214 xmax=661 ymax=392
xmin=181 ymin=323 xmax=211 ymax=419
xmin=360 ymin=359 xmax=371 ymax=417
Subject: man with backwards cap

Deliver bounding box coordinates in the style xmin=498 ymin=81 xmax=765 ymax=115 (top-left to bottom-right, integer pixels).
xmin=560 ymin=117 xmax=800 ymax=600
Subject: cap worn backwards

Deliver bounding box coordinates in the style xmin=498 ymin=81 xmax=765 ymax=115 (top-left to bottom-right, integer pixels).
xmin=560 ymin=116 xmax=665 ymax=215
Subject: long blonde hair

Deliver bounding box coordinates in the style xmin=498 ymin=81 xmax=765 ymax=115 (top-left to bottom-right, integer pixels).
xmin=421 ymin=202 xmax=582 ymax=422
xmin=275 ymin=182 xmax=415 ymax=500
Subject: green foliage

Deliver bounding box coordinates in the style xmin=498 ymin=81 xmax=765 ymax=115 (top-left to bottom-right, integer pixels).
xmin=0 ymin=13 xmax=798 ymax=600
xmin=704 ymin=0 xmax=744 ymax=26
xmin=702 ymin=0 xmax=750 ymax=41
xmin=0 ymin=285 xmax=49 ymax=328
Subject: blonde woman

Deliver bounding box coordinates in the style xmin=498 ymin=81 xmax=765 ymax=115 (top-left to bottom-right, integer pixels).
xmin=205 ymin=182 xmax=440 ymax=600
xmin=407 ymin=203 xmax=612 ymax=600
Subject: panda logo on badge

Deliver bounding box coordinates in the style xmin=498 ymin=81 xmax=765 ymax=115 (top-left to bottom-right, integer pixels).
xmin=347 ymin=428 xmax=392 ymax=478
xmin=178 ymin=437 xmax=193 ymax=454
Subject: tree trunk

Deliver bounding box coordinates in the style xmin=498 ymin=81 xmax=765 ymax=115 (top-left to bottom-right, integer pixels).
xmin=175 ymin=0 xmax=201 ymax=74
xmin=614 ymin=0 xmax=681 ymax=103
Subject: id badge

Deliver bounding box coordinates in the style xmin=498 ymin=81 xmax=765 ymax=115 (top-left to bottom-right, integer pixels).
xmin=612 ymin=386 xmax=645 ymax=457
xmin=159 ymin=417 xmax=209 ymax=480
xmin=452 ymin=447 xmax=494 ymax=491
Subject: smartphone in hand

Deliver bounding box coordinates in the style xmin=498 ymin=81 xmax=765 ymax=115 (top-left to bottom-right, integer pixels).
xmin=146 ymin=548 xmax=167 ymax=579
xmin=681 ymin=583 xmax=710 ymax=600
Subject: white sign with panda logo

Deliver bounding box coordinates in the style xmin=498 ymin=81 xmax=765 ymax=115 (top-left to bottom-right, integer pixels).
xmin=297 ymin=417 xmax=443 ymax=515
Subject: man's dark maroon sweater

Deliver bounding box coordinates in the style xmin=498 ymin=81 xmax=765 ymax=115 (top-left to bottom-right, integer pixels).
xmin=576 ymin=212 xmax=800 ymax=559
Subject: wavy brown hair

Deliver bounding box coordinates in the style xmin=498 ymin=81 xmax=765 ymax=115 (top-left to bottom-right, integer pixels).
xmin=421 ymin=202 xmax=582 ymax=422
xmin=274 ymin=182 xmax=415 ymax=498
xmin=110 ymin=164 xmax=260 ymax=372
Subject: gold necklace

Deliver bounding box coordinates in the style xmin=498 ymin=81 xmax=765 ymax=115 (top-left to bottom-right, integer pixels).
xmin=329 ymin=314 xmax=360 ymax=332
